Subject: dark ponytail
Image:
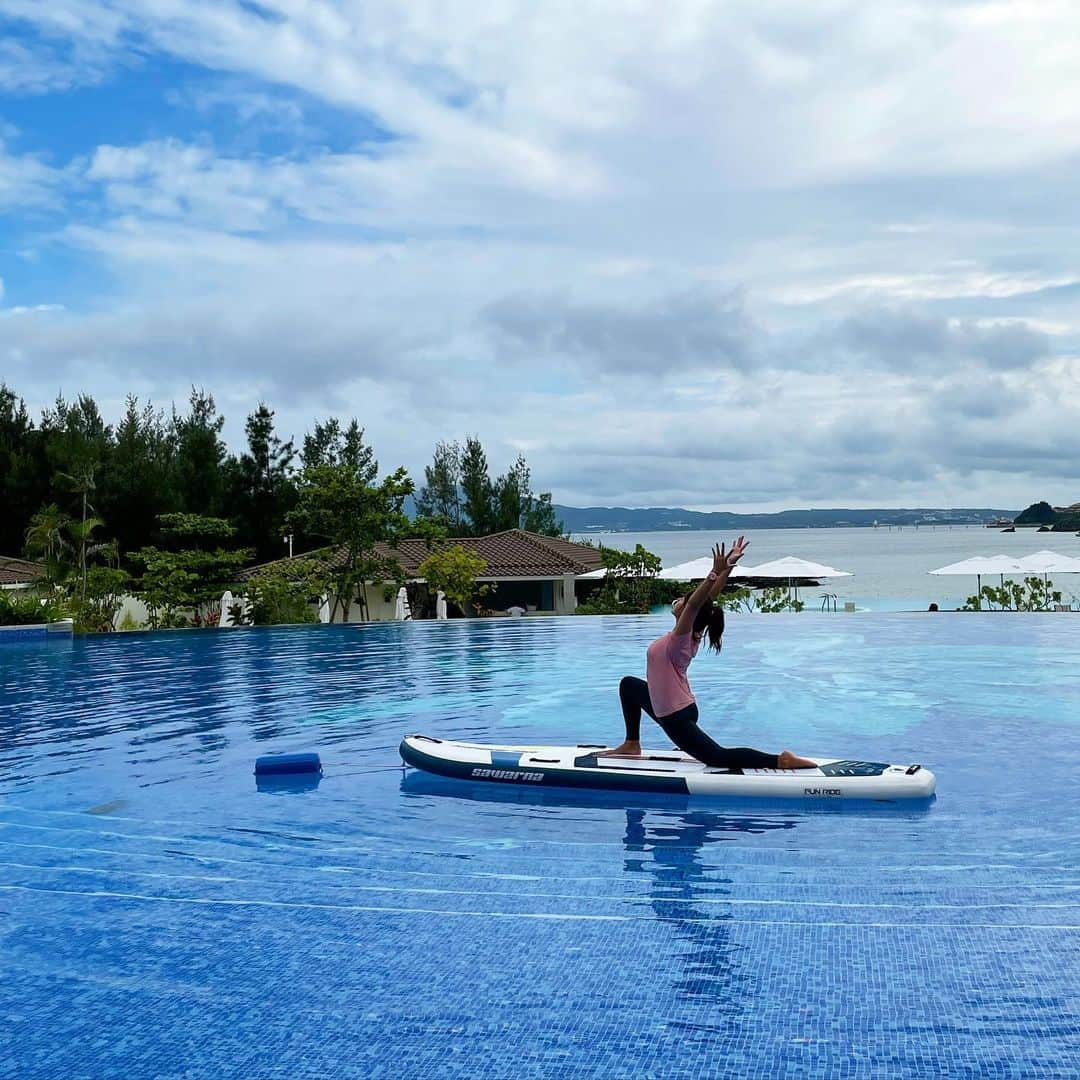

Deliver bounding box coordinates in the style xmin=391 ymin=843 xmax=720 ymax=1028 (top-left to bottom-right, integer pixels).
xmin=692 ymin=599 xmax=725 ymax=653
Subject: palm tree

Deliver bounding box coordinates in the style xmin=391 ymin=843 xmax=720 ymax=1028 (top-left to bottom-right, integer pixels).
xmin=57 ymin=467 xmax=103 ymax=602
xmin=67 ymin=516 xmax=106 ymax=601
xmin=25 ymin=504 xmax=73 ymax=570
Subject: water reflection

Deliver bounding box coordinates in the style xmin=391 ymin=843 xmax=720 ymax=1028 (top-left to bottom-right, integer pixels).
xmin=400 ymin=773 xmax=794 ymax=1016
xmin=622 ymin=807 xmax=794 ymax=1018
xmin=400 ymin=771 xmax=934 ymax=1024
xmin=255 ymin=772 xmax=323 ymax=794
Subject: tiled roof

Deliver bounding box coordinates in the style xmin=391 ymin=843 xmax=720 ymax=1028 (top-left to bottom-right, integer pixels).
xmin=244 ymin=529 xmax=604 ymax=580
xmin=0 ymin=556 xmax=45 ymax=586
xmin=377 ymin=529 xmax=605 ymax=577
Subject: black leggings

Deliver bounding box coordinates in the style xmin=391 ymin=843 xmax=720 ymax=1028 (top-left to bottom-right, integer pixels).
xmin=619 ymin=675 xmax=780 ymax=771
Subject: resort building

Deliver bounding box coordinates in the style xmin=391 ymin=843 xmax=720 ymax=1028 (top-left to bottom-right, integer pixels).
xmin=0 ymin=556 xmax=45 ymax=592
xmin=245 ymin=528 xmax=604 ymax=621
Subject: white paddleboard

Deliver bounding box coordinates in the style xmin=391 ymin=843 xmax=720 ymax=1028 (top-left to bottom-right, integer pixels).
xmin=400 ymin=734 xmax=936 ymax=801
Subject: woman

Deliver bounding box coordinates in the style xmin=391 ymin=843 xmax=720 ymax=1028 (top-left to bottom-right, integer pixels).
xmin=611 ymin=538 xmax=816 ymax=770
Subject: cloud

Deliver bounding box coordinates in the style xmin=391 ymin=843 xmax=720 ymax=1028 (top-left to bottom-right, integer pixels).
xmin=0 ymin=138 xmax=66 ymax=210
xmin=3 ymin=3 xmax=1080 ymax=512
xmin=931 ymin=376 xmax=1026 ymax=421
xmin=10 ymin=0 xmax=1080 ymax=192
xmin=830 ymin=309 xmax=1051 ymax=372
xmin=0 ymin=35 xmax=98 ymax=94
xmin=484 ymin=288 xmax=756 ymax=374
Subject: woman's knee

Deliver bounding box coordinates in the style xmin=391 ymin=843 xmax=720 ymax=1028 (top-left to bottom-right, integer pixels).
xmin=619 ymin=675 xmax=640 ymax=699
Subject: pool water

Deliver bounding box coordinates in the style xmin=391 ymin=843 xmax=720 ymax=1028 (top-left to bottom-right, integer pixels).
xmin=2 ymin=616 xmax=1078 ymax=1079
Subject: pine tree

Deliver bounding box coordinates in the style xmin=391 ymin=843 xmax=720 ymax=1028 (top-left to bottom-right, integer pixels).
xmin=459 ymin=435 xmax=494 ymax=536
xmin=415 ymin=440 xmax=462 ymax=529
xmin=102 ymin=396 xmax=175 ymax=557
xmin=0 ymin=384 xmax=46 ymax=554
xmin=228 ymin=404 xmax=297 ymax=562
xmin=173 ymin=388 xmax=227 ymax=517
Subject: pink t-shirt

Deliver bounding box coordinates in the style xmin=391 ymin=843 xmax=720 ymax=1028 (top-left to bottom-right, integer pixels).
xmin=646 ymin=631 xmax=700 ymax=718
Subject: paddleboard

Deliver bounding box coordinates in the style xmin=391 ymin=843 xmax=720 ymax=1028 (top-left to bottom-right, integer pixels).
xmin=400 ymin=734 xmax=936 ymax=801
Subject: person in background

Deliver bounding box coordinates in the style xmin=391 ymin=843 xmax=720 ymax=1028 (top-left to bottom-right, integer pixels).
xmin=610 ymin=538 xmax=816 ymax=771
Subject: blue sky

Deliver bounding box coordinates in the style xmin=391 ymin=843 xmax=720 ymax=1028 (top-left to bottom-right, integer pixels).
xmin=1 ymin=1 xmax=1079 ymax=511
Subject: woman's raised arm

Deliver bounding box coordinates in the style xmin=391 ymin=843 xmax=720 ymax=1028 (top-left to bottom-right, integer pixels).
xmin=673 ymin=537 xmax=748 ymax=636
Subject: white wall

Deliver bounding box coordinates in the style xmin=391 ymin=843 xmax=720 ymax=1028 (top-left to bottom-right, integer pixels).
xmin=113 ymin=593 xmax=151 ymax=630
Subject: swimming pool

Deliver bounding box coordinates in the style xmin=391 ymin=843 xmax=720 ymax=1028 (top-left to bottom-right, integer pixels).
xmin=2 ymin=615 xmax=1078 ymax=1078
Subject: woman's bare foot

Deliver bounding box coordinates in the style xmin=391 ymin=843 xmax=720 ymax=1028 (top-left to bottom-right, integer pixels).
xmin=778 ymin=749 xmax=816 ymax=770
xmin=608 ymin=740 xmax=642 ymax=757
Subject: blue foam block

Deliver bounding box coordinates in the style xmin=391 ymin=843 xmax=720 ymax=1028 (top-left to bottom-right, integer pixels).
xmin=254 ymin=752 xmax=323 ymax=776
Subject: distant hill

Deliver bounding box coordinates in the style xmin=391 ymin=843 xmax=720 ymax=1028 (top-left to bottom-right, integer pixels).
xmin=1014 ymin=500 xmax=1080 ymax=531
xmin=553 ymin=505 xmax=1020 ymax=532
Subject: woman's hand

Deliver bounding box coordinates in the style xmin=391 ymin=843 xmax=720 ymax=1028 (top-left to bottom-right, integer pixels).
xmin=711 ymin=543 xmax=726 ymax=575
xmin=725 ymin=535 xmax=748 ymax=568
xmin=711 ymin=536 xmax=748 ymax=574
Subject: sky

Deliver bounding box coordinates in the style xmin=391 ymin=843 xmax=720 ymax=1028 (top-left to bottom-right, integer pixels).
xmin=1 ymin=1 xmax=1079 ymax=513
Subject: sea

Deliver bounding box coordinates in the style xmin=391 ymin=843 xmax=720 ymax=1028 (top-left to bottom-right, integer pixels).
xmin=570 ymin=525 xmax=1080 ymax=612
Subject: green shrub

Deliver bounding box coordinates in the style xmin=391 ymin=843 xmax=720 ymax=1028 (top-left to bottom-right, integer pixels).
xmin=418 ymin=546 xmax=489 ymax=615
xmin=575 ymin=544 xmax=668 ymax=615
xmin=0 ymin=589 xmax=68 ymax=626
xmin=962 ymin=577 xmax=1061 ymax=611
xmin=246 ymin=558 xmax=321 ymax=625
xmin=70 ymin=566 xmax=128 ymax=633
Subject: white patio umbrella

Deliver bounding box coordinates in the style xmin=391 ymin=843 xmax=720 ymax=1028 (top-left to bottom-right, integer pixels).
xmin=1014 ymin=549 xmax=1080 ymax=575
xmin=928 ymin=554 xmax=1025 ymax=608
xmin=394 ymin=586 xmax=412 ymax=621
xmin=745 ymin=556 xmax=853 ymax=580
xmin=435 ymin=589 xmax=448 ymax=620
xmin=928 ymin=554 xmax=1024 ymax=593
xmin=1015 ymin=550 xmax=1080 ymax=604
xmin=318 ymin=593 xmax=331 ymax=623
xmin=657 ymin=556 xmax=751 ymax=580
xmin=742 ymin=556 xmax=853 ymax=604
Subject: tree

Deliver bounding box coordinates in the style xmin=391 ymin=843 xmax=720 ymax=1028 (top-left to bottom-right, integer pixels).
xmin=132 ymin=514 xmax=252 ymax=628
xmin=459 ymin=435 xmax=494 ymax=536
xmin=102 ymin=396 xmax=176 ymax=557
xmin=39 ymin=393 xmax=111 ymax=486
xmin=158 ymin=512 xmax=237 ymax=548
xmin=492 ymin=455 xmax=562 ymax=536
xmin=301 ymin=418 xmax=347 ymax=469
xmin=56 ymin=466 xmax=104 ymax=602
xmin=576 ymin=544 xmax=663 ymax=614
xmin=289 ymin=424 xmax=414 ymax=622
xmin=492 ymin=456 xmax=526 ymax=533
xmin=32 ymin=396 xmax=113 ymax=584
xmin=173 ymin=388 xmax=228 ymax=516
xmin=415 ymin=440 xmax=462 ymax=528
xmin=130 ymin=548 xmax=199 ymax=629
xmin=0 ymin=384 xmax=48 ymax=554
xmin=71 ymin=566 xmax=129 ymax=633
xmin=246 ymin=557 xmax=322 ymax=625
xmin=24 ymin=503 xmax=72 ymax=566
xmin=227 ymin=404 xmax=297 ymax=562
xmin=417 ymin=437 xmax=562 ymax=538
xmin=418 ymin=546 xmax=490 ymax=615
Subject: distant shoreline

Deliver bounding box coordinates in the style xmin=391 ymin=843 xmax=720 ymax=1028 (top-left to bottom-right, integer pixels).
xmin=555 ymin=505 xmax=1019 ymax=533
